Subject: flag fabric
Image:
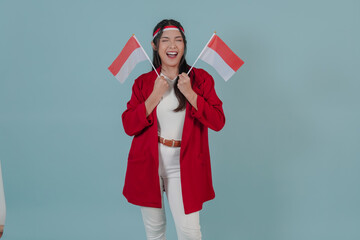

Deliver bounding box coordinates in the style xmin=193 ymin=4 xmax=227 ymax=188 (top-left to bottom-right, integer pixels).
xmin=199 ymin=34 xmax=244 ymax=81
xmin=108 ymin=35 xmax=147 ymax=83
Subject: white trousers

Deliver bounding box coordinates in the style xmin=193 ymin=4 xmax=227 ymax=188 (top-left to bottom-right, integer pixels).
xmin=140 ymin=144 xmax=202 ymax=240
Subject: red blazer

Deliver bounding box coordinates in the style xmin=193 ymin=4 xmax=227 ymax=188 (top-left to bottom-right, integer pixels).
xmin=122 ymin=66 xmax=225 ymax=214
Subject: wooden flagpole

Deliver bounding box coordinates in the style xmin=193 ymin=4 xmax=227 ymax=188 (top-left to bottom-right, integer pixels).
xmin=187 ymin=32 xmax=216 ymax=75
xmin=133 ymin=34 xmax=160 ymax=77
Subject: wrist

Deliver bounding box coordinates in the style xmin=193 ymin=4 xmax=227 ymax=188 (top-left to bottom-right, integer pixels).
xmin=185 ymin=90 xmax=197 ymax=108
xmin=187 ymin=90 xmax=197 ymax=102
xmin=150 ymin=90 xmax=163 ymax=104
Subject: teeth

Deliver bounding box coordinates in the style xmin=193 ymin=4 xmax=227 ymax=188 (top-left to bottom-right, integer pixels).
xmin=167 ymin=52 xmax=177 ymax=56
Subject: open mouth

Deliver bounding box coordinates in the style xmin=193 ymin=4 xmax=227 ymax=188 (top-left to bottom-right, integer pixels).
xmin=166 ymin=51 xmax=178 ymax=58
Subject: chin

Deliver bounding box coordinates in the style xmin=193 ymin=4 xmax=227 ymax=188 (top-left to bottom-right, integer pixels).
xmin=163 ymin=61 xmax=180 ymax=68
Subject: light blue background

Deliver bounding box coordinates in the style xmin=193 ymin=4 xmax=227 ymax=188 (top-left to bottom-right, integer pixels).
xmin=1 ymin=0 xmax=359 ymax=239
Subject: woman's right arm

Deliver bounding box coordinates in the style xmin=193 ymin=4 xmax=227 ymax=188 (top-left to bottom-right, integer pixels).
xmin=145 ymin=76 xmax=169 ymax=117
xmin=122 ymin=76 xmax=168 ymax=136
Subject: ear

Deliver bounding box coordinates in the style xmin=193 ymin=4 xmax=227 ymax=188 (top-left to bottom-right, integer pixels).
xmin=151 ymin=41 xmax=157 ymax=51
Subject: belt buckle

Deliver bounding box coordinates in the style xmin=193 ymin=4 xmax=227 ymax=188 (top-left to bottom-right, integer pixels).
xmin=171 ymin=139 xmax=175 ymax=147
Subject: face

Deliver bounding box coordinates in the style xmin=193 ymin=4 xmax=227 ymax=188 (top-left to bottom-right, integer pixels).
xmin=153 ymin=29 xmax=185 ymax=69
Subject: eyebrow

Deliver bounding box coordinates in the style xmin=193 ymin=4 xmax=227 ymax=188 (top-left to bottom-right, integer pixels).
xmin=160 ymin=36 xmax=183 ymax=39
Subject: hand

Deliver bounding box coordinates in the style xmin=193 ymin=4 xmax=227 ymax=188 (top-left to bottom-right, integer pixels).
xmin=152 ymin=76 xmax=169 ymax=98
xmin=177 ymin=73 xmax=194 ymax=98
xmin=145 ymin=76 xmax=169 ymax=117
xmin=177 ymin=73 xmax=198 ymax=110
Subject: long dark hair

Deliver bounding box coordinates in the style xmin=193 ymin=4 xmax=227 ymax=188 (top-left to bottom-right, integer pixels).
xmin=152 ymin=19 xmax=188 ymax=112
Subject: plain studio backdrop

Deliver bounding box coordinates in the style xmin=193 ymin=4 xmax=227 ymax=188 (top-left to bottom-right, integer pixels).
xmin=0 ymin=0 xmax=359 ymax=239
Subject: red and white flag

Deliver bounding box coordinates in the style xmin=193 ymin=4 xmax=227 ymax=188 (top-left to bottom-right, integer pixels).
xmin=108 ymin=35 xmax=148 ymax=83
xmin=190 ymin=34 xmax=244 ymax=81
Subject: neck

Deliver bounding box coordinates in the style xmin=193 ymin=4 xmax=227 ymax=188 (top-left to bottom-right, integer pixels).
xmin=161 ymin=65 xmax=179 ymax=79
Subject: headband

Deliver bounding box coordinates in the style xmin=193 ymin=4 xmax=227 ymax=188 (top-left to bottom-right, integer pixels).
xmin=153 ymin=25 xmax=185 ymax=39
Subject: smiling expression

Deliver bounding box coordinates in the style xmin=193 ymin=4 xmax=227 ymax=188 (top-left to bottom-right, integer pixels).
xmin=153 ymin=29 xmax=185 ymax=69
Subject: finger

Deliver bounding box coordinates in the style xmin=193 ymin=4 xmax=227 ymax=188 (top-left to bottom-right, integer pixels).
xmin=178 ymin=78 xmax=185 ymax=84
xmin=178 ymin=73 xmax=186 ymax=79
xmin=160 ymin=78 xmax=168 ymax=85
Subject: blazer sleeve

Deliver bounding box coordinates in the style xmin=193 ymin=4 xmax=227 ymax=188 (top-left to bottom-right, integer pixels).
xmin=122 ymin=77 xmax=154 ymax=136
xmin=190 ymin=70 xmax=225 ymax=132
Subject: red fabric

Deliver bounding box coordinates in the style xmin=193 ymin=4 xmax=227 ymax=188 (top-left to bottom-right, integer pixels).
xmin=122 ymin=67 xmax=225 ymax=214
xmin=208 ymin=35 xmax=244 ymax=72
xmin=108 ymin=36 xmax=140 ymax=76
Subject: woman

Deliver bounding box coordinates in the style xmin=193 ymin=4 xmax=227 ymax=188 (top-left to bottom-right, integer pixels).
xmin=122 ymin=19 xmax=225 ymax=240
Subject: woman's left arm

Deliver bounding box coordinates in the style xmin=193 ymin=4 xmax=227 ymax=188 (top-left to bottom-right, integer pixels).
xmin=178 ymin=71 xmax=225 ymax=132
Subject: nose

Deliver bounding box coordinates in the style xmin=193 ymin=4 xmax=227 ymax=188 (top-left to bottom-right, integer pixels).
xmin=169 ymin=40 xmax=177 ymax=48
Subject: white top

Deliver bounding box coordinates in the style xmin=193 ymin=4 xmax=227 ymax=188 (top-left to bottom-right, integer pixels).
xmin=156 ymin=73 xmax=186 ymax=140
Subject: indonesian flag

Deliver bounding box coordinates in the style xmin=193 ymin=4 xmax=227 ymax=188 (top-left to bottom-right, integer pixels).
xmin=199 ymin=34 xmax=244 ymax=81
xmin=108 ymin=35 xmax=147 ymax=83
